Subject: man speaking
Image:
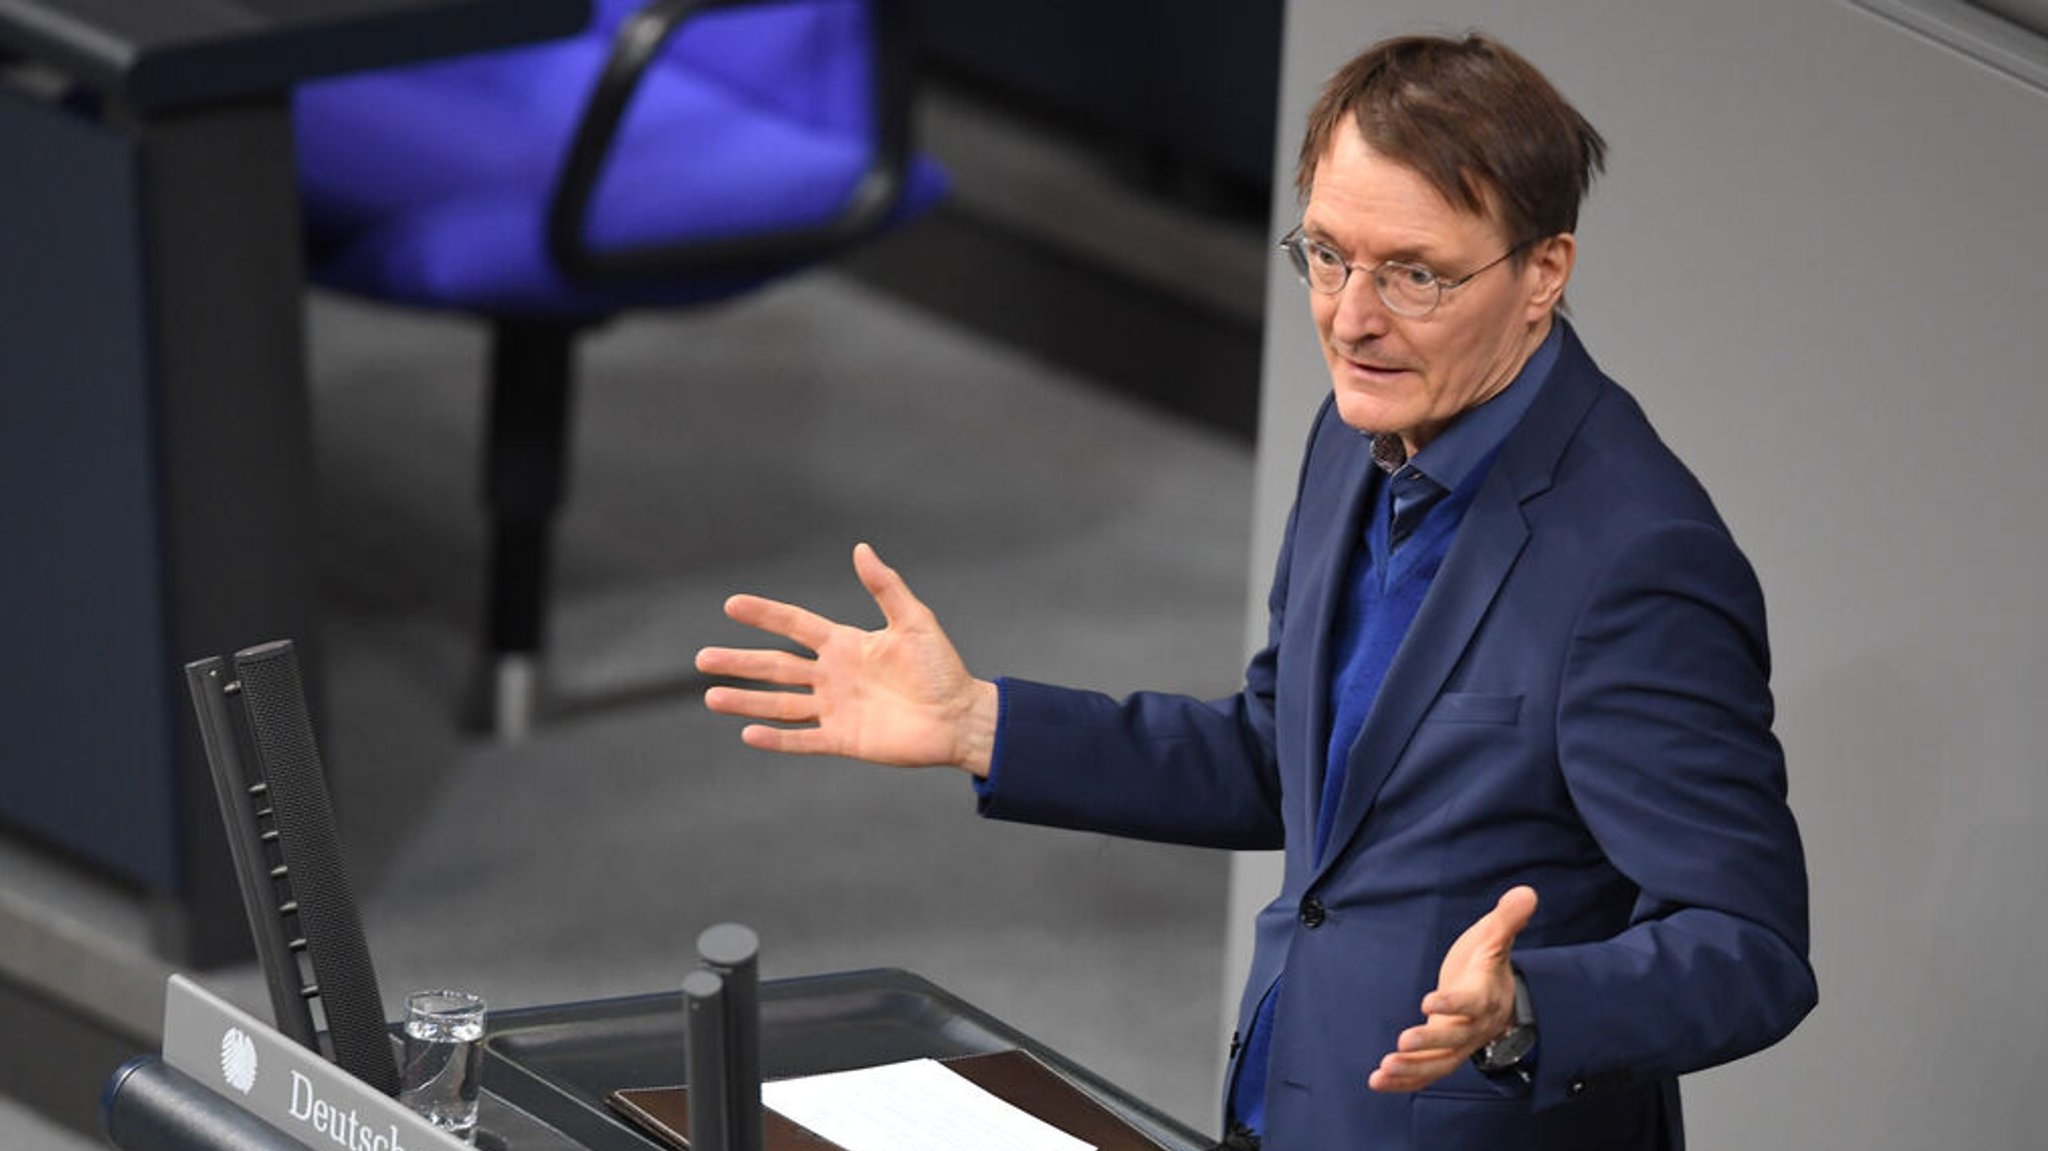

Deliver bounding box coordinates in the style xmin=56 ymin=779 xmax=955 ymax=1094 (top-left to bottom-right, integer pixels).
xmin=696 ymin=32 xmax=1815 ymax=1151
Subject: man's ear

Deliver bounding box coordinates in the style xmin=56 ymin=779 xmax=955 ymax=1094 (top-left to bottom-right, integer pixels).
xmin=1524 ymin=232 xmax=1577 ymax=318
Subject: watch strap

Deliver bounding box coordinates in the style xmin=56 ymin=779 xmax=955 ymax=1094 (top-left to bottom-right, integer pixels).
xmin=1473 ymin=969 xmax=1537 ymax=1076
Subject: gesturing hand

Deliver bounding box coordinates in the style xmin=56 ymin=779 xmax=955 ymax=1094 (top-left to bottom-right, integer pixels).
xmin=694 ymin=543 xmax=999 ymax=776
xmin=1369 ymin=885 xmax=1538 ymax=1093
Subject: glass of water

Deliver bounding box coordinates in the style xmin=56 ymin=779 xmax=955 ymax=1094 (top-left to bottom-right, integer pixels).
xmin=398 ymin=989 xmax=487 ymax=1142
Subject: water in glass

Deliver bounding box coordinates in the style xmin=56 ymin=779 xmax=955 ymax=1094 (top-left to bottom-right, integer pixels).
xmin=398 ymin=991 xmax=485 ymax=1141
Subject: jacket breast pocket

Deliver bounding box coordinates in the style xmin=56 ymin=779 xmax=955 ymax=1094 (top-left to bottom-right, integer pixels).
xmin=1427 ymin=692 xmax=1523 ymax=725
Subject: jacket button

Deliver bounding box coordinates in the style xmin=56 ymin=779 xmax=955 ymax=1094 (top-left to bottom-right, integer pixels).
xmin=1299 ymin=897 xmax=1326 ymax=928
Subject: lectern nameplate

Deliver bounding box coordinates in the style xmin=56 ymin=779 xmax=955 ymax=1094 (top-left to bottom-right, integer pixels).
xmin=162 ymin=974 xmax=473 ymax=1151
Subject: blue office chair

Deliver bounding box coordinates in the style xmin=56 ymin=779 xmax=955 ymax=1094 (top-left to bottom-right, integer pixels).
xmin=293 ymin=0 xmax=947 ymax=739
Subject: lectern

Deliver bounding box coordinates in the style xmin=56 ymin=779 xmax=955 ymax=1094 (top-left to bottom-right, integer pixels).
xmin=108 ymin=968 xmax=1213 ymax=1151
xmin=102 ymin=642 xmax=1215 ymax=1151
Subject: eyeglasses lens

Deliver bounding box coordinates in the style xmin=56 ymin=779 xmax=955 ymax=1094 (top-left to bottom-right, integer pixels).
xmin=1282 ymin=234 xmax=1443 ymax=317
xmin=1375 ymin=266 xmax=1440 ymax=315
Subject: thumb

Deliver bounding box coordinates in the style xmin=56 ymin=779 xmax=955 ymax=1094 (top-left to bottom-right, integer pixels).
xmin=1482 ymin=885 xmax=1539 ymax=955
xmin=1419 ymin=886 xmax=1540 ymax=1017
xmin=852 ymin=542 xmax=923 ymax=627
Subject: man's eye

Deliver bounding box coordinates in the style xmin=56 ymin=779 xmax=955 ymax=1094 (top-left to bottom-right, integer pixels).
xmin=1391 ymin=263 xmax=1438 ymax=288
xmin=1308 ymin=243 xmax=1345 ymax=268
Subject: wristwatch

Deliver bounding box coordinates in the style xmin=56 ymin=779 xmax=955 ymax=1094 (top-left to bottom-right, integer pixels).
xmin=1472 ymin=970 xmax=1538 ymax=1077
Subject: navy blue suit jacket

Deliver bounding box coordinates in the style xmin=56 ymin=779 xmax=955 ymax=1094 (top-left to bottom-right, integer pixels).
xmin=983 ymin=323 xmax=1815 ymax=1150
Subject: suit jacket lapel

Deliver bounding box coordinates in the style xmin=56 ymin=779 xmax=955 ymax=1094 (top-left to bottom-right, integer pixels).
xmin=1308 ymin=326 xmax=1604 ymax=877
xmin=1311 ymin=488 xmax=1528 ymax=876
xmin=1297 ymin=429 xmax=1380 ymax=836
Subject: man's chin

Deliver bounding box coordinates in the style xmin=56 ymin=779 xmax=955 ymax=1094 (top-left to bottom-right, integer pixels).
xmin=1331 ymin=389 xmax=1400 ymax=437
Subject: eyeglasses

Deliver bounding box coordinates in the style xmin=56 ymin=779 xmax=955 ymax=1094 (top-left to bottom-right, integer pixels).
xmin=1279 ymin=227 xmax=1535 ymax=317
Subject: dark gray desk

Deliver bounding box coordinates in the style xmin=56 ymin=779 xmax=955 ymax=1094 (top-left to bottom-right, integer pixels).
xmin=483 ymin=970 xmax=1212 ymax=1151
xmin=0 ymin=0 xmax=589 ymax=965
xmin=103 ymin=969 xmax=1216 ymax=1151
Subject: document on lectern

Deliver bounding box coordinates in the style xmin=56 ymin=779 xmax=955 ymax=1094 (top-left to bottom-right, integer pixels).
xmin=761 ymin=1058 xmax=1093 ymax=1151
xmin=608 ymin=1048 xmax=1170 ymax=1151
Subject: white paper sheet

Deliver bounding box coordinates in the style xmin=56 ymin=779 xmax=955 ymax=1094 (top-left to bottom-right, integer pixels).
xmin=760 ymin=1058 xmax=1096 ymax=1151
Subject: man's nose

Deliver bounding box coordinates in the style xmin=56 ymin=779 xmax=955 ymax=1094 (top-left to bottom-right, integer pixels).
xmin=1330 ymin=271 xmax=1392 ymax=342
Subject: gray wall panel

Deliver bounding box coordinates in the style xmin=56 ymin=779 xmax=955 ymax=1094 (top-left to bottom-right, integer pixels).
xmin=1230 ymin=2 xmax=2048 ymax=1145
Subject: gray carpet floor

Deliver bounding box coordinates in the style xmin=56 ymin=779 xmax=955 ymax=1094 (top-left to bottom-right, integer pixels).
xmin=292 ymin=268 xmax=1252 ymax=1134
xmin=3 ymin=133 xmax=1262 ymax=1147
xmin=4 ymin=269 xmax=1256 ymax=1151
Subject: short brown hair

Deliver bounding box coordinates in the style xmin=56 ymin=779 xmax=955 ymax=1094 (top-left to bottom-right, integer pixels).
xmin=1296 ymin=34 xmax=1606 ymax=245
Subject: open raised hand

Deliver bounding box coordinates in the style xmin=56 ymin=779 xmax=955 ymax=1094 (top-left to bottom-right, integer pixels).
xmin=695 ymin=543 xmax=999 ymax=776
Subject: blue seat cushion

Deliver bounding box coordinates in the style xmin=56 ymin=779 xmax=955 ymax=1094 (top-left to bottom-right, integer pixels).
xmin=295 ymin=7 xmax=946 ymax=318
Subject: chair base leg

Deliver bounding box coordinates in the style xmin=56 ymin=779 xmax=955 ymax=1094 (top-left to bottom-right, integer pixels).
xmin=489 ymin=653 xmax=541 ymax=744
xmin=480 ymin=318 xmax=579 ymax=743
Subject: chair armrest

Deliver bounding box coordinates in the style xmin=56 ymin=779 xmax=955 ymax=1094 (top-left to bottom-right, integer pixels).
xmin=546 ymin=0 xmax=916 ymax=283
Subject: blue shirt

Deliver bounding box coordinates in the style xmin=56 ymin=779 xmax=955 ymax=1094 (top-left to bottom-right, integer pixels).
xmin=1386 ymin=319 xmax=1561 ymax=521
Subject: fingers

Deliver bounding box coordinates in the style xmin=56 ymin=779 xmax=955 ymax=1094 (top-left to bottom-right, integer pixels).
xmin=695 ymin=645 xmax=813 ymax=686
xmin=711 ymin=691 xmax=844 ymax=759
xmin=739 ymin=723 xmax=838 ymax=756
xmin=698 ymin=641 xmax=822 ymax=731
xmin=1371 ymin=1020 xmax=1487 ymax=1092
xmin=719 ymin=545 xmax=922 ymax=643
xmin=703 ymin=685 xmax=818 ymax=724
xmin=722 ymin=593 xmax=840 ymax=651
xmin=1369 ymin=1047 xmax=1465 ymax=1093
xmin=1395 ymin=1015 xmax=1483 ymax=1056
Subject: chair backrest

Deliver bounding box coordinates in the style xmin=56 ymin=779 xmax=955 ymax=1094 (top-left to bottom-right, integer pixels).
xmin=292 ymin=0 xmax=939 ymax=312
xmin=184 ymin=641 xmax=399 ymax=1096
xmin=591 ymin=0 xmax=875 ymax=137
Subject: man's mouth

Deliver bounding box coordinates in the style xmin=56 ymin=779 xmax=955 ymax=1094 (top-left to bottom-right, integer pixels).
xmin=1343 ymin=356 xmax=1410 ymax=381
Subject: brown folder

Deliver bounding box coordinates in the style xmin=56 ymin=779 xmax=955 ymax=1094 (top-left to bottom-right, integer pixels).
xmin=606 ymin=1049 xmax=1168 ymax=1151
